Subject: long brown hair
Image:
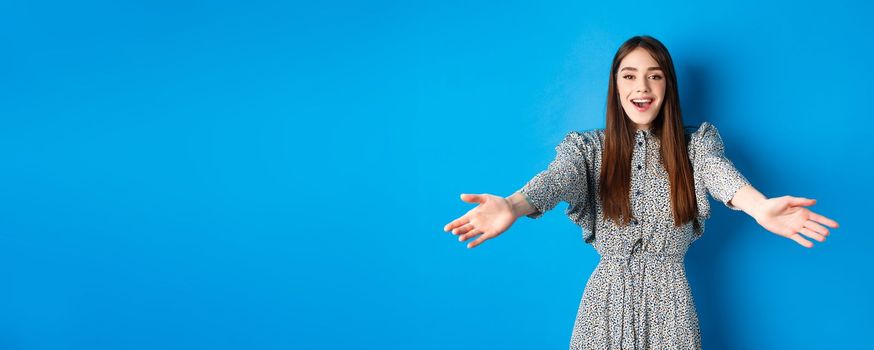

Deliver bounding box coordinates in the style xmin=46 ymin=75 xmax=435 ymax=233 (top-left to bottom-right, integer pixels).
xmin=599 ymin=35 xmax=698 ymax=228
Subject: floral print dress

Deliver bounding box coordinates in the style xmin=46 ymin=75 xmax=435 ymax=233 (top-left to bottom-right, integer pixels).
xmin=518 ymin=122 xmax=751 ymax=349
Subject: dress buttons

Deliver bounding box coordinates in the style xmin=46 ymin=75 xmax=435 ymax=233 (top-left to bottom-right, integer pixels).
xmin=638 ymin=141 xmax=642 ymax=146
xmin=631 ymin=218 xmax=638 ymax=225
xmin=637 ymin=164 xmax=642 ymax=170
xmin=635 ymin=190 xmax=641 ymax=196
xmin=630 ymin=237 xmax=643 ymax=255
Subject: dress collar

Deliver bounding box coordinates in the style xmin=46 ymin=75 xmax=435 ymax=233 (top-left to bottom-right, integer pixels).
xmin=634 ymin=128 xmax=659 ymax=146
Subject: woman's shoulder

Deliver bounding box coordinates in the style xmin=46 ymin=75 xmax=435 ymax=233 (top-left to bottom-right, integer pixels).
xmin=686 ymin=121 xmax=731 ymax=158
xmin=551 ymin=128 xmax=603 ymax=160
xmin=567 ymin=127 xmax=605 ymax=144
xmin=685 ymin=121 xmax=720 ymax=143
xmin=561 ymin=127 xmax=604 ymax=153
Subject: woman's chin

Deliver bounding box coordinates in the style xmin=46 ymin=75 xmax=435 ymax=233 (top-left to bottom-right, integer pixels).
xmin=625 ymin=114 xmax=657 ymax=126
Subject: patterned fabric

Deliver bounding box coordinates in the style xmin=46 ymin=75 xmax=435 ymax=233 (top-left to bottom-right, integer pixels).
xmin=518 ymin=122 xmax=751 ymax=349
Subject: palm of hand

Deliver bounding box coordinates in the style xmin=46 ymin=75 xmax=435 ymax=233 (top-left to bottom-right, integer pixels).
xmin=442 ymin=193 xmax=517 ymax=248
xmin=755 ymin=196 xmax=839 ymax=248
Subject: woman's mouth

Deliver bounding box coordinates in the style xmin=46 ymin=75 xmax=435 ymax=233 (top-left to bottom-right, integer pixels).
xmin=631 ymin=98 xmax=653 ymax=112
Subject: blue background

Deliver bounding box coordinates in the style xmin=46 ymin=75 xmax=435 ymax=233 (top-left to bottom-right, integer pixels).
xmin=1 ymin=1 xmax=870 ymax=349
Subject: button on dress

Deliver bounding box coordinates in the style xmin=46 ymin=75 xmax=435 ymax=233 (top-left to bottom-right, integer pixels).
xmin=518 ymin=122 xmax=751 ymax=350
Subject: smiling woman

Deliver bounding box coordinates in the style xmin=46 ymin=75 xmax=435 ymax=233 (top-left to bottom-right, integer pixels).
xmin=616 ymin=52 xmax=665 ymax=127
xmin=442 ymin=35 xmax=839 ymax=349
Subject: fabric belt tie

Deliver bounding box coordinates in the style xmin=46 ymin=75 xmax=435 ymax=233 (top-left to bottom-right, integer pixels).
xmin=599 ymin=237 xmax=684 ymax=348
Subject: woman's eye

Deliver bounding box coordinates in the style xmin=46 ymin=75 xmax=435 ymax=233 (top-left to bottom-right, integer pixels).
xmin=623 ymin=75 xmax=634 ymax=79
xmin=649 ymin=75 xmax=662 ymax=80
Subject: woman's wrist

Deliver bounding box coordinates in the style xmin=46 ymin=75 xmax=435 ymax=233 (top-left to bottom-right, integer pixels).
xmin=505 ymin=192 xmax=534 ymax=218
xmin=731 ymin=184 xmax=769 ymax=222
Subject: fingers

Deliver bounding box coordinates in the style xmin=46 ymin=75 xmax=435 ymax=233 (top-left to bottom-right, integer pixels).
xmin=802 ymin=219 xmax=830 ymax=237
xmin=788 ymin=233 xmax=813 ymax=248
xmin=443 ymin=215 xmax=470 ymax=232
xmin=443 ymin=211 xmax=491 ymax=248
xmin=443 ymin=193 xmax=485 ymax=232
xmin=452 ymin=223 xmax=476 ymax=236
xmin=799 ymin=227 xmax=826 ymax=243
xmin=460 ymin=193 xmax=486 ymax=204
xmin=468 ymin=233 xmax=491 ymax=249
xmin=787 ymin=196 xmax=816 ymax=207
xmin=808 ymin=211 xmax=839 ymax=228
xmin=449 ymin=225 xmax=491 ymax=249
xmin=783 ymin=196 xmax=839 ymax=228
xmin=459 ymin=228 xmax=483 ymax=242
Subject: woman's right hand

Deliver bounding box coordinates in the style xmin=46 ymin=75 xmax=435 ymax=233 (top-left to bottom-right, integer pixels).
xmin=442 ymin=193 xmax=518 ymax=249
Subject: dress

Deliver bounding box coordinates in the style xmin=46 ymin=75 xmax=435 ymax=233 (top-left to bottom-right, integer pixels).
xmin=518 ymin=122 xmax=751 ymax=350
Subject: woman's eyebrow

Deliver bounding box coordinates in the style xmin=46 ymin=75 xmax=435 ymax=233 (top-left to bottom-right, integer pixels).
xmin=619 ymin=67 xmax=662 ymax=72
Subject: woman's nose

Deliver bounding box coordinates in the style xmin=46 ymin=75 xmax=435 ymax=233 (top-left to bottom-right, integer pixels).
xmin=636 ymin=81 xmax=650 ymax=93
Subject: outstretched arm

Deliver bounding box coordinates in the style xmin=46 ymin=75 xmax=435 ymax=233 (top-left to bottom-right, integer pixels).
xmin=442 ymin=131 xmax=589 ymax=249
xmin=729 ymin=184 xmax=840 ymax=248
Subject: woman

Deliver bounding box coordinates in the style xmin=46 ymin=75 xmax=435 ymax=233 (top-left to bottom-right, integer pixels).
xmin=442 ymin=35 xmax=839 ymax=349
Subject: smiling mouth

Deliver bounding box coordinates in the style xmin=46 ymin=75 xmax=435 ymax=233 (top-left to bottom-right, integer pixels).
xmin=631 ymin=98 xmax=653 ymax=111
xmin=632 ymin=98 xmax=653 ymax=108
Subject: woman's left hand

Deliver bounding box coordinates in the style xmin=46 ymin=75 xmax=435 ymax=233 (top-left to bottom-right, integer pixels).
xmin=753 ymin=196 xmax=839 ymax=248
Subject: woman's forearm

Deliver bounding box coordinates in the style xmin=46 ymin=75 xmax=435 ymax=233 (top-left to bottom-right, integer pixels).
xmin=506 ymin=192 xmax=537 ymax=218
xmin=729 ymin=184 xmax=769 ymax=221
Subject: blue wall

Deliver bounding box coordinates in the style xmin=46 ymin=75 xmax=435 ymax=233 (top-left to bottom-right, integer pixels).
xmin=1 ymin=1 xmax=870 ymax=349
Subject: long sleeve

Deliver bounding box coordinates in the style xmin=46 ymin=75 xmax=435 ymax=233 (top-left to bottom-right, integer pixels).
xmin=518 ymin=131 xmax=590 ymax=219
xmin=693 ymin=122 xmax=751 ymax=211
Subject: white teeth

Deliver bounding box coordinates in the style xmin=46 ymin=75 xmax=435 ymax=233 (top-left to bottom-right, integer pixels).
xmin=632 ymin=99 xmax=652 ymax=103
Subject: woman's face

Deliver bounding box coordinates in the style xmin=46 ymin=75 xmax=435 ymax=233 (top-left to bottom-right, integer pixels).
xmin=616 ymin=47 xmax=666 ymax=130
